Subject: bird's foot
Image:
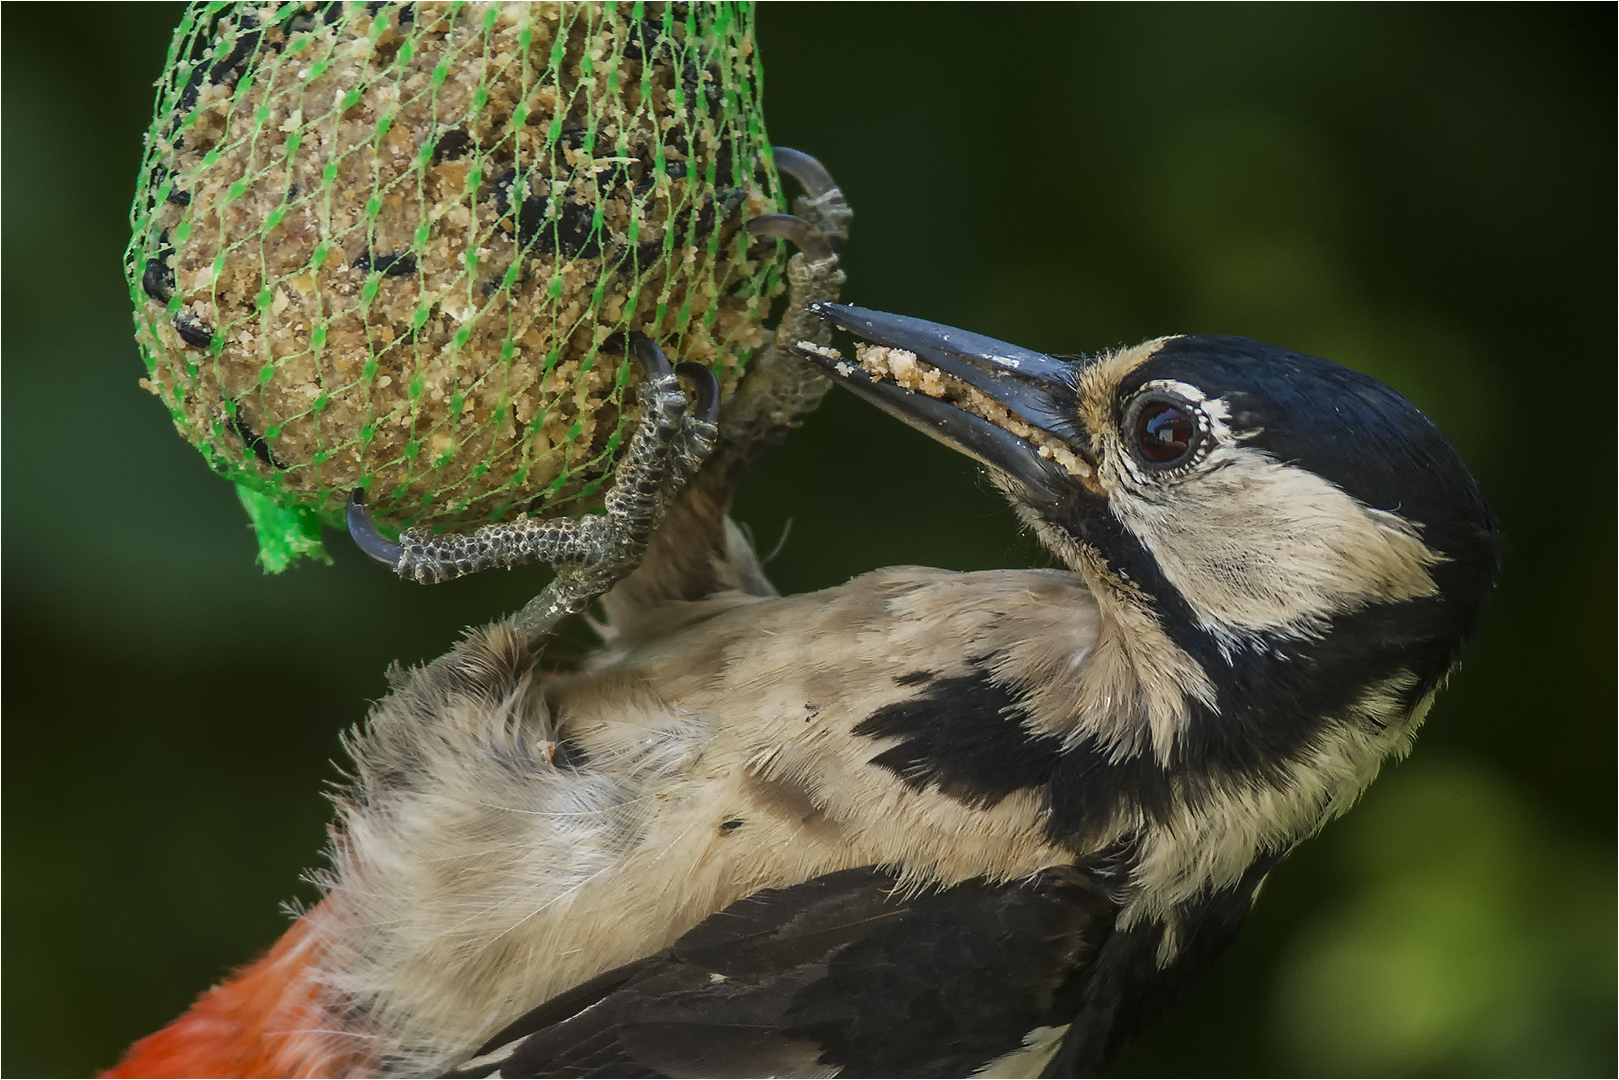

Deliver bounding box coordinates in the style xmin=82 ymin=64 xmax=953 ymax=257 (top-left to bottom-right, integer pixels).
xmin=709 ymin=149 xmax=852 ymax=484
xmin=773 ymin=146 xmax=852 ymax=252
xmin=347 ymin=334 xmax=719 ymax=638
xmin=345 ymin=149 xmax=847 ymax=641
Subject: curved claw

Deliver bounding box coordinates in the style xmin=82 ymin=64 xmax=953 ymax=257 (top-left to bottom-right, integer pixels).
xmin=628 ymin=332 xmax=673 ymax=380
xmin=773 ymin=148 xmax=838 ymax=199
xmin=676 ymin=362 xmax=721 ymax=423
xmin=747 ymin=213 xmax=833 ymax=263
xmin=346 ymin=490 xmax=403 ymax=569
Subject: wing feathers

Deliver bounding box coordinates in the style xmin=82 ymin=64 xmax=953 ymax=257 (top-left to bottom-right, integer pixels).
xmin=446 ymin=866 xmax=1115 ymax=1079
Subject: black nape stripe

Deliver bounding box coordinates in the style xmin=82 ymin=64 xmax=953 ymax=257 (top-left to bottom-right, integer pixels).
xmin=1051 ymin=458 xmax=1469 ymax=790
xmin=848 ymin=663 xmax=1366 ymax=856
xmin=851 ymin=613 xmax=1457 ymax=853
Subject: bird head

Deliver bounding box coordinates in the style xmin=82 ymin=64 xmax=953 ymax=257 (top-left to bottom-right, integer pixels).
xmin=798 ymin=304 xmax=1500 ymax=777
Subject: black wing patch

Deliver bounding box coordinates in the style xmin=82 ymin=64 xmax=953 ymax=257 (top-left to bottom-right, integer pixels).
xmin=444 ymin=865 xmax=1116 ymax=1079
xmin=854 ymin=672 xmax=1064 ymax=809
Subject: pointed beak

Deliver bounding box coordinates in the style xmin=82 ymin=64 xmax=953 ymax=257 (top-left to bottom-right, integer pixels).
xmin=794 ymin=303 xmax=1091 ymax=502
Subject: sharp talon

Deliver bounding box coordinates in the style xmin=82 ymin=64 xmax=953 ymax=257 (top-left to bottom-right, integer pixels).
xmin=676 ymin=363 xmax=721 ymax=423
xmin=773 ymin=147 xmax=837 ymax=199
xmin=628 ymin=332 xmax=673 ymax=380
xmin=747 ymin=214 xmax=833 ymax=262
xmin=346 ymin=490 xmax=403 ymax=569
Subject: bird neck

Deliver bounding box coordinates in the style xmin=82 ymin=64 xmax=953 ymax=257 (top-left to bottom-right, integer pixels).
xmin=103 ymin=906 xmax=369 ymax=1079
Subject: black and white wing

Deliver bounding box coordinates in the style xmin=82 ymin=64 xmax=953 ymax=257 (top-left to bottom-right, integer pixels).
xmin=443 ymin=865 xmax=1116 ymax=1079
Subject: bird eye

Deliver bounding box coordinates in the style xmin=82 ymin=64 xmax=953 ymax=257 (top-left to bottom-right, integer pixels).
xmin=1131 ymin=398 xmax=1199 ymax=467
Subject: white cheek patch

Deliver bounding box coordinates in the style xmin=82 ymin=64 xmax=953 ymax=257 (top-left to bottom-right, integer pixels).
xmin=1110 ymin=442 xmax=1441 ymax=646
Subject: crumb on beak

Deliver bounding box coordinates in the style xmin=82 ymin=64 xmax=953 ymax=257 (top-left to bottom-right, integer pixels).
xmin=855 ymin=343 xmax=1092 ymax=480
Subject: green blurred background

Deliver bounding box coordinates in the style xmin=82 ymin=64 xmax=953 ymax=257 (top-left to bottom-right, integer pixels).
xmin=3 ymin=5 xmax=1613 ymax=1076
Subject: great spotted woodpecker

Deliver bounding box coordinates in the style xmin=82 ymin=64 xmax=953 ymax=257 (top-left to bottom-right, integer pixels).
xmin=108 ymin=150 xmax=1497 ymax=1078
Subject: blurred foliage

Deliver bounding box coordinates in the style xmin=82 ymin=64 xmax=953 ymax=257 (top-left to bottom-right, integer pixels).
xmin=2 ymin=5 xmax=1612 ymax=1077
xmin=1271 ymin=760 xmax=1614 ymax=1076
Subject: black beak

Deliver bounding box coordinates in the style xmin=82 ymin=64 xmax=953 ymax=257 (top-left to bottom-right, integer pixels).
xmin=795 ymin=303 xmax=1090 ymax=501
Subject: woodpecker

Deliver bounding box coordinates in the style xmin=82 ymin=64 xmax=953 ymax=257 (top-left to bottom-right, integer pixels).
xmin=108 ymin=160 xmax=1498 ymax=1078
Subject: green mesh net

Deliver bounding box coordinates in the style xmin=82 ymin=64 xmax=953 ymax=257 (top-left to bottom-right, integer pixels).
xmin=126 ymin=1 xmax=786 ymax=571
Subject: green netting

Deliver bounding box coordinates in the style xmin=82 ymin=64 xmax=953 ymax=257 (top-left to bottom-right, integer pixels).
xmin=126 ymin=1 xmax=786 ymax=570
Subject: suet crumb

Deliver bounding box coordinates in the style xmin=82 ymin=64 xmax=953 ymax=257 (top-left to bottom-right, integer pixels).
xmin=856 ymin=343 xmax=1090 ymax=478
xmin=793 ymin=340 xmax=842 ymax=360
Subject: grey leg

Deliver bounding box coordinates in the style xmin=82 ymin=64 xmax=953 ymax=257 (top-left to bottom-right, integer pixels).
xmin=347 ymin=335 xmax=719 ymax=637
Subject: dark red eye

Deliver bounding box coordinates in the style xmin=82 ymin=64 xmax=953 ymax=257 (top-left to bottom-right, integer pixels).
xmin=1134 ymin=401 xmax=1196 ymax=464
